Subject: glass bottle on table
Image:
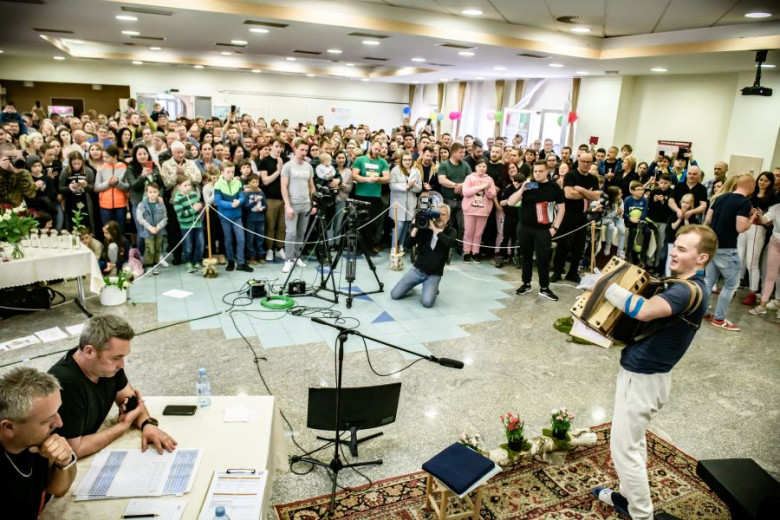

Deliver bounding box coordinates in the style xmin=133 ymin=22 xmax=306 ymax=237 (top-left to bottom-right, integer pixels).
xmin=196 ymin=367 xmax=211 ymax=407
xmin=213 ymin=505 xmax=230 ymax=519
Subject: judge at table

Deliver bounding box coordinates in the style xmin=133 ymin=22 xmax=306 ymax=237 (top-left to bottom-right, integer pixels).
xmin=48 ymin=315 xmax=177 ymax=458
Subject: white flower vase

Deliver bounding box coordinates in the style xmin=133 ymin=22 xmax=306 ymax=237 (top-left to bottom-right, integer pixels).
xmin=100 ymin=284 xmax=127 ymax=306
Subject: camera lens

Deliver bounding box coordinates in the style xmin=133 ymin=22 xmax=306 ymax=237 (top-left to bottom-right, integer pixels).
xmin=12 ymin=158 xmax=26 ymax=169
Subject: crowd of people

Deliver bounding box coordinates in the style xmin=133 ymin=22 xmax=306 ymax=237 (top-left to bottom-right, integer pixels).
xmin=1 ymin=100 xmax=778 ymax=317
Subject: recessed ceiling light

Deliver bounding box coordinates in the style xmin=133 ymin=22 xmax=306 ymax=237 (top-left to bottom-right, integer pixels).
xmin=306 ymin=73 xmax=315 ymax=77
xmin=549 ymin=63 xmax=564 ymax=68
xmin=249 ymin=28 xmax=269 ymax=34
xmin=576 ymin=70 xmax=589 ymax=75
xmin=362 ymin=40 xmax=381 ymax=46
xmin=439 ymin=78 xmax=448 ymax=82
xmin=458 ymin=51 xmax=475 ymax=57
xmin=475 ymin=76 xmax=485 ymax=80
xmin=327 ymin=49 xmax=343 ymax=54
xmin=411 ymin=57 xmax=426 ymax=62
xmin=150 ymin=46 xmax=162 ymax=51
xmin=745 ymin=12 xmax=771 ymax=18
xmin=116 ymin=15 xmax=138 ymax=21
xmin=193 ymin=65 xmax=204 ymax=69
xmin=230 ymin=39 xmax=248 ymax=46
xmin=345 ymin=62 xmax=355 ymax=67
xmin=221 ymin=51 xmax=232 ymax=56
xmin=651 ymin=67 xmax=667 ymax=72
xmin=53 ymin=56 xmax=65 ymax=61
xmin=121 ymin=30 xmax=140 ymax=36
xmin=571 ymin=27 xmax=591 ymax=33
xmin=493 ymin=66 xmax=506 ymax=71
xmin=361 ymin=78 xmax=370 ymax=82
xmin=0 ymin=50 xmax=4 ymax=54
xmin=132 ymin=60 xmax=143 ymax=65
xmin=760 ymin=63 xmax=776 ymax=68
xmin=286 ymin=57 xmax=296 ymax=61
xmin=462 ymin=9 xmax=483 ymax=16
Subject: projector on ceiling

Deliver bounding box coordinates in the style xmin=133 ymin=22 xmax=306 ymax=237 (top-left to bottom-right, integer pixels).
xmin=741 ymin=85 xmax=773 ymax=96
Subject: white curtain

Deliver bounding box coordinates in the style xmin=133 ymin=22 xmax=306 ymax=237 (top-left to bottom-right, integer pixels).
xmin=512 ymin=78 xmax=547 ymax=110
xmin=460 ymin=80 xmax=494 ymax=141
xmin=410 ymin=84 xmax=427 ymax=123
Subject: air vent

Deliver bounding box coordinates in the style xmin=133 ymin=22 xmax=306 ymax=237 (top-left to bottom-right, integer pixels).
xmin=363 ymin=57 xmax=389 ymax=62
xmin=123 ymin=42 xmax=138 ymax=46
xmin=556 ymin=15 xmax=582 ymax=24
xmin=121 ymin=6 xmax=173 ymax=16
xmin=130 ymin=35 xmax=166 ymax=42
xmin=435 ymin=43 xmax=475 ymax=50
xmin=349 ymin=32 xmax=389 ymax=39
xmin=605 ymin=70 xmax=620 ymax=75
xmin=427 ymin=63 xmax=454 ymax=67
xmin=244 ymin=20 xmax=289 ymax=29
xmin=217 ymin=42 xmax=247 ymax=48
xmin=34 ymin=28 xmax=75 ymax=34
xmin=293 ymin=50 xmax=322 ymax=55
xmin=517 ymin=53 xmax=548 ymax=59
xmin=7 ymin=0 xmax=45 ymax=4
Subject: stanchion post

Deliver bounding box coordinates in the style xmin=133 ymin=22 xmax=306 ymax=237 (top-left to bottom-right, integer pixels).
xmin=590 ymin=221 xmax=596 ymax=274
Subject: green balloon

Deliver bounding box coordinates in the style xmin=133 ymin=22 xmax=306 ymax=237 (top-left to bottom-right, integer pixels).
xmin=557 ymin=115 xmax=563 ymax=126
xmin=494 ymin=111 xmax=503 ymax=121
xmin=519 ymin=113 xmax=529 ymax=124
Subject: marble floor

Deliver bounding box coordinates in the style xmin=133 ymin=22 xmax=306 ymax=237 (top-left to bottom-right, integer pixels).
xmin=1 ymin=253 xmax=778 ymax=511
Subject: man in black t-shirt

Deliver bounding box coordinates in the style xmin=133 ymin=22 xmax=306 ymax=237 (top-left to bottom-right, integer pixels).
xmin=668 ymin=165 xmax=707 ymax=222
xmin=509 ymin=160 xmax=565 ymax=300
xmin=259 ymin=138 xmax=290 ymax=261
xmin=593 ymin=225 xmax=716 ymax=520
xmin=1 ymin=367 xmax=77 ymax=519
xmin=703 ymin=174 xmax=755 ymax=331
xmin=551 ymin=153 xmax=600 ymax=283
xmin=48 ymin=315 xmax=177 ymax=459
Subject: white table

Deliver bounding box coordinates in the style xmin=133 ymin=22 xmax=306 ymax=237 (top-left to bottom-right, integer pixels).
xmin=41 ymin=396 xmax=287 ymax=520
xmin=0 ymin=244 xmax=104 ymax=313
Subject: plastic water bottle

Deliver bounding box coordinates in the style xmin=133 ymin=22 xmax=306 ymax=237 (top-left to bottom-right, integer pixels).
xmin=196 ymin=368 xmax=211 ymax=407
xmin=213 ymin=506 xmax=230 ymax=519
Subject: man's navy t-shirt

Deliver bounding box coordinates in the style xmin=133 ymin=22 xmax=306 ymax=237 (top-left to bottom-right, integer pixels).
xmin=709 ymin=192 xmax=752 ymax=249
xmin=620 ymin=273 xmax=708 ymax=374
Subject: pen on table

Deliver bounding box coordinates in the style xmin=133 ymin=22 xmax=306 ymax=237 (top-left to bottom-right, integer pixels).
xmin=122 ymin=515 xmax=159 ymax=519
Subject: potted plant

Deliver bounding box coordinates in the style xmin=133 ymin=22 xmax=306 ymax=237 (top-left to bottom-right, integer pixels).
xmin=500 ymin=412 xmax=529 ymax=454
xmin=70 ymin=202 xmax=86 ymax=248
xmin=100 ymin=266 xmax=134 ymax=306
xmin=459 ymin=431 xmax=485 ymax=455
xmin=0 ymin=204 xmax=39 ymax=259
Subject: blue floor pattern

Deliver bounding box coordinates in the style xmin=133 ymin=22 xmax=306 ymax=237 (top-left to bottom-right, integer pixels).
xmin=129 ymin=252 xmax=514 ymax=358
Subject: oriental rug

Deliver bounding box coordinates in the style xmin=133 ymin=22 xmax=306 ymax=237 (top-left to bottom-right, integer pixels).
xmin=274 ymin=423 xmax=728 ymax=520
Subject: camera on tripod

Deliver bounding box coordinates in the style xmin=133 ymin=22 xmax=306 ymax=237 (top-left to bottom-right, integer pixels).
xmin=344 ymin=198 xmax=370 ymax=224
xmin=414 ymin=195 xmax=441 ymax=228
xmin=312 ymin=184 xmax=336 ymax=208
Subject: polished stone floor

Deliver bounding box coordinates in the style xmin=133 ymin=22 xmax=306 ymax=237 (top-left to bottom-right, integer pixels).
xmin=1 ymin=255 xmax=778 ymax=512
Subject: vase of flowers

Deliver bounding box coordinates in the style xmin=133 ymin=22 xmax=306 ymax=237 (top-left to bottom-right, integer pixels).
xmin=0 ymin=204 xmax=39 ymax=260
xmin=550 ymin=407 xmax=576 ymax=441
xmin=500 ymin=412 xmax=527 ymax=452
xmin=70 ymin=202 xmax=86 ymax=248
xmin=100 ymin=266 xmax=134 ymax=306
xmin=459 ymin=431 xmax=485 ymax=454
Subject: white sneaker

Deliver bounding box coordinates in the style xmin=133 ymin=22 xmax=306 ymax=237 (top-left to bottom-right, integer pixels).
xmin=277 ymin=249 xmax=286 ymax=260
xmin=766 ymin=299 xmax=780 ymax=310
xmin=158 ymin=255 xmax=169 ymax=267
xmin=265 ymin=249 xmax=274 ymax=262
xmin=282 ymin=260 xmax=294 ymax=273
xmin=295 ymin=258 xmax=306 ymax=268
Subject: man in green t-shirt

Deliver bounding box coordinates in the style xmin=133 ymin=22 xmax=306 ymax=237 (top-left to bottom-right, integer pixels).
xmin=351 ymin=139 xmax=389 ymax=253
xmin=437 ymin=142 xmax=471 ymax=252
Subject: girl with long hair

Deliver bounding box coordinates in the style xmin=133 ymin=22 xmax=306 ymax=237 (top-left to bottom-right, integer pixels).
xmin=58 ymin=150 xmax=96 ymax=232
xmin=739 ymin=171 xmax=775 ymax=305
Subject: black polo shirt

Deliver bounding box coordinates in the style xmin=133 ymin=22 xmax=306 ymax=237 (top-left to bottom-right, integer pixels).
xmin=671 ymin=182 xmax=708 ymax=211
xmin=48 ymin=348 xmax=128 ymax=440
xmin=520 ymin=181 xmax=564 ymax=229
xmin=562 ymin=170 xmax=599 ymax=226
xmin=1 ymin=448 xmax=50 ymax=520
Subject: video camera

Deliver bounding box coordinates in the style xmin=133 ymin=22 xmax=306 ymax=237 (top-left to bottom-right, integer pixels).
xmin=312 ymin=184 xmax=335 ymax=207
xmin=414 ymin=194 xmax=441 ymax=228
xmin=344 ymin=198 xmax=370 ymax=224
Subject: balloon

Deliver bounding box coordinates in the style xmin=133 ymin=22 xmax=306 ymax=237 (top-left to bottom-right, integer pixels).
xmin=429 ymin=112 xmax=437 ymax=120
xmin=486 ymin=111 xmax=494 ymax=121
xmin=557 ymin=115 xmax=563 ymax=126
xmin=494 ymin=110 xmax=503 ymax=121
xmin=568 ymin=111 xmax=578 ymax=124
xmin=449 ymin=111 xmax=458 ymax=120
xmin=519 ymin=113 xmax=529 ymax=125
xmin=402 ymin=106 xmax=411 ymax=116
xmin=436 ymin=113 xmax=444 ymax=122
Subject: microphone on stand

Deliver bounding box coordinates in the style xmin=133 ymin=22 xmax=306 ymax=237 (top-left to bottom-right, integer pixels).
xmin=433 ymin=357 xmax=464 ymax=369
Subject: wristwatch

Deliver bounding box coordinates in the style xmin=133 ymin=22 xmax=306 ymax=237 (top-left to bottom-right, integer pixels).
xmin=55 ymin=452 xmax=78 ymax=470
xmin=140 ymin=417 xmax=159 ymax=431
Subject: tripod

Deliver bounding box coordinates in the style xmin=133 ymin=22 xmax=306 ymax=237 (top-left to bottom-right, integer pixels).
xmin=317 ymin=207 xmax=383 ymax=308
xmin=278 ymin=205 xmax=338 ymax=304
xmin=293 ymin=329 xmax=383 ymax=513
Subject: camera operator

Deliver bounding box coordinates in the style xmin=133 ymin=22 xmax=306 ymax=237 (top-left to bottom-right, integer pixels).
xmin=0 ymin=152 xmax=37 ymax=207
xmin=390 ymin=204 xmax=453 ymax=308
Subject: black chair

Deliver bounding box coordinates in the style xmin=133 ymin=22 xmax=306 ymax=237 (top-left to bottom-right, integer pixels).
xmin=696 ymin=458 xmax=780 ymax=519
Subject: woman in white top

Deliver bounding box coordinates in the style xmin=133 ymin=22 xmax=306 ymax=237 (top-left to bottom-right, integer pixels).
xmin=749 ymin=201 xmax=780 ymax=317
xmin=389 ymin=151 xmax=422 ymax=253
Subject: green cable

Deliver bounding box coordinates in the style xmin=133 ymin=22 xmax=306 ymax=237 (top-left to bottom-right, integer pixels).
xmin=260 ymin=295 xmax=296 ymax=310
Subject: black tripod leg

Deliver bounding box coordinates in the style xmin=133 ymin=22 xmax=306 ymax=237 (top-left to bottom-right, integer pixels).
xmin=355 ymin=235 xmax=385 ymax=291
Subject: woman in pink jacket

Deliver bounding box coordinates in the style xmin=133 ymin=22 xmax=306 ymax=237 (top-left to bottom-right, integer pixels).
xmin=461 ymin=158 xmax=497 ymax=262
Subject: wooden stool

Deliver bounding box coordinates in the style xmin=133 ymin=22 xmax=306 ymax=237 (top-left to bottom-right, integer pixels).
xmin=425 ymin=473 xmax=484 ymax=520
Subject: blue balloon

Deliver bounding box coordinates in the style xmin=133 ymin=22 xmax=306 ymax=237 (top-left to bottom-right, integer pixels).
xmin=403 ymin=106 xmax=411 ymax=116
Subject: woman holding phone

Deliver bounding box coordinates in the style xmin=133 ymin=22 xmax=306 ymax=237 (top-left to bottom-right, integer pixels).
xmin=127 ymin=144 xmax=164 ymax=254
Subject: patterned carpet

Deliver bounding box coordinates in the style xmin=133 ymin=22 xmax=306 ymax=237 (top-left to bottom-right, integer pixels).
xmin=274 ymin=423 xmax=729 ymax=520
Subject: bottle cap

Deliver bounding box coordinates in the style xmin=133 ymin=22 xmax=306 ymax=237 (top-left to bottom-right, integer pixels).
xmin=199 ymin=367 xmax=206 ymax=374
xmin=215 ymin=506 xmax=225 ymax=517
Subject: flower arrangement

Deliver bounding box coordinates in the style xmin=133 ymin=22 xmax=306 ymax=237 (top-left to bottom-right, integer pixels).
xmin=0 ymin=204 xmax=39 ymax=259
xmin=500 ymin=412 xmax=529 ymax=453
xmin=103 ymin=265 xmax=135 ymax=290
xmin=459 ymin=431 xmax=484 ymax=453
xmin=550 ymin=407 xmax=576 ymax=439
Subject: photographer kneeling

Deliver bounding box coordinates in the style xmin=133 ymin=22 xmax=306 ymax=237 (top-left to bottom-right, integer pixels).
xmin=390 ymin=204 xmax=453 ymax=308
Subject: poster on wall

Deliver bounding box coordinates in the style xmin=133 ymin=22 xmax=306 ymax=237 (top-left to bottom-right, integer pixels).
xmin=48 ymin=105 xmax=74 ymax=117
xmin=657 ymin=140 xmax=692 ymax=159
xmin=328 ymin=107 xmax=351 ymax=128
xmin=213 ymin=106 xmax=234 ymax=120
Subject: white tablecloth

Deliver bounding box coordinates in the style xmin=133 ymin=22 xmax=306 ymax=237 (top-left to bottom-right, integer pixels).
xmin=41 ymin=396 xmax=287 ymax=520
xmin=0 ymin=244 xmax=104 ymax=294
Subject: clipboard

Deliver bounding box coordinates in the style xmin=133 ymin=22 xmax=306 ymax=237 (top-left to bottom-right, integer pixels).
xmin=197 ymin=469 xmax=268 ymax=520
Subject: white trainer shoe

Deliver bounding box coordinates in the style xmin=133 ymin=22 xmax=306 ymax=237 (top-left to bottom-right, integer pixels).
xmin=265 ymin=249 xmax=274 ymax=262
xmin=277 ymin=249 xmax=286 ymax=260
xmin=281 ymin=260 xmax=294 ymax=273
xmin=295 ymin=258 xmax=306 ymax=268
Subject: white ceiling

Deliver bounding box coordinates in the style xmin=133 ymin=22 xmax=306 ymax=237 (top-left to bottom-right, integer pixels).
xmin=0 ymin=0 xmax=778 ymax=83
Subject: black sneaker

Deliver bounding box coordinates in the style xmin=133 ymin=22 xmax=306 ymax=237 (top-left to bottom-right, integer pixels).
xmin=515 ymin=283 xmax=532 ymax=295
xmin=564 ymin=273 xmax=581 ymax=284
xmin=471 ymin=254 xmax=481 ymax=264
xmin=236 ymin=263 xmax=253 ymax=273
xmin=550 ymin=272 xmax=561 ymax=283
xmin=494 ymin=256 xmax=505 ymax=268
xmin=226 ymin=261 xmax=236 ymax=271
xmin=463 ymin=253 xmax=472 ymax=262
xmin=539 ymin=287 xmax=559 ymax=301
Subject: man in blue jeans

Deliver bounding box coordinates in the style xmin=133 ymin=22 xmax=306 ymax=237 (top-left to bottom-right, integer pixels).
xmin=390 ymin=205 xmax=452 ymax=308
xmin=703 ymin=173 xmax=755 ymax=331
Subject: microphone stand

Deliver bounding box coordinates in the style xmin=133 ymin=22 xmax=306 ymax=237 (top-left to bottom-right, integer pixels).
xmin=302 ymin=318 xmax=464 ymax=514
